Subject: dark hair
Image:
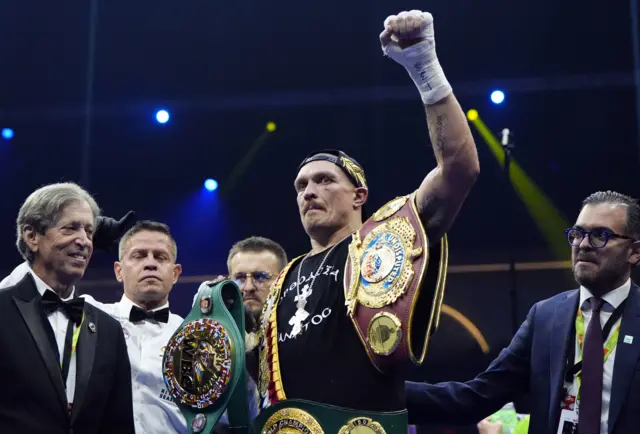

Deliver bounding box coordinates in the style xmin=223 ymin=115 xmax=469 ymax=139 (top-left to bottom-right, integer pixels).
xmin=118 ymin=220 xmax=177 ymax=260
xmin=227 ymin=236 xmax=288 ymax=274
xmin=582 ymin=191 xmax=640 ymax=239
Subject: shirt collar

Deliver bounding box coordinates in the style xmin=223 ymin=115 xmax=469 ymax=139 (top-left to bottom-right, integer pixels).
xmin=116 ymin=294 xmax=170 ymax=316
xmin=579 ymin=278 xmax=631 ymax=311
xmin=29 ymin=267 xmax=75 ymax=301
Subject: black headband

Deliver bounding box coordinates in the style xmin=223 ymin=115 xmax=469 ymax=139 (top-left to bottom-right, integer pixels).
xmin=298 ymin=149 xmax=368 ymax=189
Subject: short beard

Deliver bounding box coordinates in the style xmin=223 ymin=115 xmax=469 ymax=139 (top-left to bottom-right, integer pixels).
xmin=573 ymin=263 xmax=627 ymax=296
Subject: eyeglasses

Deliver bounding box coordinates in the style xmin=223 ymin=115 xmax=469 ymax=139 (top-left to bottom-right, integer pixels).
xmin=232 ymin=271 xmax=273 ymax=287
xmin=564 ymin=228 xmax=635 ymax=249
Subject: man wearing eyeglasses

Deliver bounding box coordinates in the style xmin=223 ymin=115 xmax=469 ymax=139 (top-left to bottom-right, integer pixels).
xmin=204 ymin=236 xmax=288 ymax=433
xmin=406 ymin=191 xmax=640 ymax=434
xmin=227 ymin=236 xmax=288 ymax=329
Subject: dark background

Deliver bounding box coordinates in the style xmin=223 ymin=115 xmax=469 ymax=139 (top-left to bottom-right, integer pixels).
xmin=1 ymin=1 xmax=639 ymax=431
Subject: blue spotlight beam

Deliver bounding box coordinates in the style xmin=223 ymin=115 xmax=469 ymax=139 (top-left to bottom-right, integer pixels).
xmin=632 ymin=0 xmax=640 ymax=166
xmin=2 ymin=128 xmax=14 ymax=140
xmin=80 ymin=0 xmax=99 ymax=189
xmin=204 ymin=178 xmax=218 ymax=192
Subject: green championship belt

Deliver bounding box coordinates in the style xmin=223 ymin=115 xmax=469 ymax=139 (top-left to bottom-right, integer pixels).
xmin=252 ymin=399 xmax=408 ymax=434
xmin=163 ymin=280 xmax=251 ymax=434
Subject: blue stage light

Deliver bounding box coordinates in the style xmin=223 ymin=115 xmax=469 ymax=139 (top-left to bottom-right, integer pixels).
xmin=490 ymin=90 xmax=505 ymax=104
xmin=204 ymin=178 xmax=218 ymax=192
xmin=155 ymin=110 xmax=170 ymax=124
xmin=2 ymin=128 xmax=14 ymax=140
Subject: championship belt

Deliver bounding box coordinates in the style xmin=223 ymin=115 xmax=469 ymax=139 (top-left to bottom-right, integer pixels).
xmin=252 ymin=399 xmax=408 ymax=434
xmin=344 ymin=193 xmax=448 ymax=374
xmin=163 ymin=280 xmax=251 ymax=434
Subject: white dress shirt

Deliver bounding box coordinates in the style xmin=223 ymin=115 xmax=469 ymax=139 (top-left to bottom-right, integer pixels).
xmin=30 ymin=269 xmax=79 ymax=409
xmin=83 ymin=294 xmax=262 ymax=433
xmin=567 ymin=278 xmax=630 ymax=434
xmin=81 ymin=294 xmax=187 ymax=434
xmin=1 ymin=261 xmax=261 ymax=433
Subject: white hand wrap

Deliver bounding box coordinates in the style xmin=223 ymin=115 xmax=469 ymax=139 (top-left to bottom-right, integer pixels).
xmin=382 ymin=13 xmax=452 ymax=105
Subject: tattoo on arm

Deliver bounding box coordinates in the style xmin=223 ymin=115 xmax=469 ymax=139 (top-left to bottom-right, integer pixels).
xmin=435 ymin=114 xmax=446 ymax=153
xmin=418 ymin=187 xmax=447 ymax=242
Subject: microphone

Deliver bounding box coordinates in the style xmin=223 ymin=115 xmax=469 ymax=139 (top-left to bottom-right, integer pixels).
xmin=501 ymin=128 xmax=510 ymax=147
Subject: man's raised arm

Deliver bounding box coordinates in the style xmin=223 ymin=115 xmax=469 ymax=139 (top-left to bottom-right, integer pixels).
xmin=382 ymin=10 xmax=479 ymax=243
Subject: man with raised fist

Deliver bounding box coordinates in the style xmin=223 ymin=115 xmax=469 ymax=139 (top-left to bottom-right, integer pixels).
xmin=252 ymin=9 xmax=480 ymax=434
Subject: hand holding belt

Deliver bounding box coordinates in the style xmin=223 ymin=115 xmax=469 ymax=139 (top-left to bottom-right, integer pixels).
xmin=41 ymin=290 xmax=84 ymax=326
xmin=163 ymin=280 xmax=250 ymax=434
xmin=129 ymin=306 xmax=170 ymax=323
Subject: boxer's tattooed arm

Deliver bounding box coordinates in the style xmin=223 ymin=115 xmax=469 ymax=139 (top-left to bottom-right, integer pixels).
xmin=415 ymin=94 xmax=480 ymax=244
xmin=434 ymin=114 xmax=446 ymax=154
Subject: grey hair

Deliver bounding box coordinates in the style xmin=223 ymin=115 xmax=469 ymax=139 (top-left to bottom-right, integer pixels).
xmin=16 ymin=182 xmax=101 ymax=263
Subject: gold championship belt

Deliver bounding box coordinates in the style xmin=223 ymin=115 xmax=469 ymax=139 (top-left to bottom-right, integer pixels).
xmin=163 ymin=281 xmax=250 ymax=434
xmin=344 ymin=193 xmax=448 ymax=373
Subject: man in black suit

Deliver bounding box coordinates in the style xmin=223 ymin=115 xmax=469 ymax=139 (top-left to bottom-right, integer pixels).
xmin=0 ymin=182 xmax=135 ymax=434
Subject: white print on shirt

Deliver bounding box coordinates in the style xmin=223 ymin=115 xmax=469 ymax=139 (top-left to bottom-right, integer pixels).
xmin=280 ymin=264 xmax=341 ymax=340
xmin=281 ymin=265 xmax=340 ymax=299
xmin=279 ymin=307 xmax=332 ymax=343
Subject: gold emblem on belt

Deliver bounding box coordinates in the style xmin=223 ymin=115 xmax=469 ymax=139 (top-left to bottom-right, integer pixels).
xmin=371 ymin=196 xmax=408 ymax=222
xmin=261 ymin=408 xmax=324 ymax=434
xmin=346 ymin=216 xmax=422 ymax=311
xmin=367 ymin=312 xmax=403 ymax=356
xmin=338 ymin=417 xmax=387 ymax=434
xmin=162 ymin=318 xmax=233 ymax=409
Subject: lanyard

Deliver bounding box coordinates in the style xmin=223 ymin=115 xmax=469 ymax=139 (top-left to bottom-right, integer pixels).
xmin=564 ymin=300 xmax=626 ymax=397
xmin=61 ymin=314 xmax=84 ymax=386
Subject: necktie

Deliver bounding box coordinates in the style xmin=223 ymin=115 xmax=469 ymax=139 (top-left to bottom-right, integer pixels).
xmin=578 ymin=296 xmax=605 ymax=434
xmin=129 ymin=305 xmax=170 ymax=323
xmin=40 ymin=290 xmax=84 ymax=326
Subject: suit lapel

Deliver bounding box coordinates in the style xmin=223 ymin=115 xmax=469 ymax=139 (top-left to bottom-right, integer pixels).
xmin=11 ymin=273 xmax=68 ymax=414
xmin=608 ymin=282 xmax=640 ymax=432
xmin=548 ymin=289 xmax=579 ymax=433
xmin=70 ymin=305 xmax=98 ymax=424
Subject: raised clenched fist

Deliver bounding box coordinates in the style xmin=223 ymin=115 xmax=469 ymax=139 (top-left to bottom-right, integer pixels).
xmin=380 ymin=10 xmax=434 ymax=51
xmin=379 ymin=10 xmax=451 ymax=105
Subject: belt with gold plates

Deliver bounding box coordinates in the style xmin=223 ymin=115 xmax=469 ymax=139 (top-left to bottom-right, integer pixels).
xmin=162 ymin=280 xmax=251 ymax=434
xmin=253 ymin=399 xmax=408 ymax=434
xmin=344 ymin=192 xmax=448 ymax=373
xmin=256 ymin=192 xmax=448 ymax=432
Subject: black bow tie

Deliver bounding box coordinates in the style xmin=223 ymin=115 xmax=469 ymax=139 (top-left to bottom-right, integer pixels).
xmin=129 ymin=305 xmax=170 ymax=323
xmin=40 ymin=290 xmax=85 ymax=326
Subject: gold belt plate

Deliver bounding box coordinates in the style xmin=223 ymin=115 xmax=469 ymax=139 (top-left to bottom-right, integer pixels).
xmin=261 ymin=408 xmax=324 ymax=434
